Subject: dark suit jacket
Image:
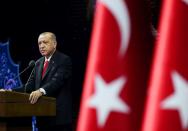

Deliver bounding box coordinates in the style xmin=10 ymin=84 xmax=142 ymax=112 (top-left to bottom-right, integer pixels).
xmin=25 ymin=50 xmax=72 ymax=125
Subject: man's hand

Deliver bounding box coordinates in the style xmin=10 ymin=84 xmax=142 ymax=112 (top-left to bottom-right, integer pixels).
xmin=29 ymin=90 xmax=43 ymax=104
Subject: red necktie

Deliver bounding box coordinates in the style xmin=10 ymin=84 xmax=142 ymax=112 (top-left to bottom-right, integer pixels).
xmin=42 ymin=60 xmax=49 ymax=78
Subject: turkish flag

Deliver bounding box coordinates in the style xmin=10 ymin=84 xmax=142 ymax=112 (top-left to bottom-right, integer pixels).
xmin=142 ymin=0 xmax=188 ymax=131
xmin=77 ymin=0 xmax=153 ymax=131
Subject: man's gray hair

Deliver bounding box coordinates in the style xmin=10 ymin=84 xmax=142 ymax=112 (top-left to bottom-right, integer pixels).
xmin=40 ymin=32 xmax=57 ymax=43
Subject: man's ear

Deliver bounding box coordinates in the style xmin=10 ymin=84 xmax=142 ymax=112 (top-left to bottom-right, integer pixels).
xmin=54 ymin=42 xmax=57 ymax=48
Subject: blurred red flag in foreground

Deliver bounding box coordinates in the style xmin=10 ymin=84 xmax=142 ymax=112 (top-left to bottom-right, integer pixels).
xmin=142 ymin=0 xmax=188 ymax=131
xmin=77 ymin=0 xmax=154 ymax=130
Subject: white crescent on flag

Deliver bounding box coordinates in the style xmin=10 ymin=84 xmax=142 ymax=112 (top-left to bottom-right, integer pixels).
xmin=100 ymin=0 xmax=131 ymax=56
xmin=182 ymin=0 xmax=188 ymax=5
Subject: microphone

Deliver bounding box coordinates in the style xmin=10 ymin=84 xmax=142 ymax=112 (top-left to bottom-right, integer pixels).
xmin=28 ymin=60 xmax=35 ymax=68
xmin=24 ymin=69 xmax=34 ymax=93
xmin=16 ymin=60 xmax=35 ymax=79
xmin=24 ymin=61 xmax=36 ymax=93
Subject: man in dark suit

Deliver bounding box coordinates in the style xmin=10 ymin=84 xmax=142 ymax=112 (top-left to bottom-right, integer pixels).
xmin=26 ymin=32 xmax=72 ymax=131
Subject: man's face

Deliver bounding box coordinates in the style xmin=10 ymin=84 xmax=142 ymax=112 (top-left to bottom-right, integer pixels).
xmin=38 ymin=34 xmax=56 ymax=57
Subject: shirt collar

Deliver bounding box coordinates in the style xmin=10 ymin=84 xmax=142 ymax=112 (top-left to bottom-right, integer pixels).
xmin=45 ymin=55 xmax=52 ymax=62
xmin=44 ymin=50 xmax=56 ymax=62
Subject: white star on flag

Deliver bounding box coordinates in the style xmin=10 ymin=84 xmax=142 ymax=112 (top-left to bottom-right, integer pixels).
xmin=161 ymin=71 xmax=188 ymax=129
xmin=87 ymin=74 xmax=130 ymax=127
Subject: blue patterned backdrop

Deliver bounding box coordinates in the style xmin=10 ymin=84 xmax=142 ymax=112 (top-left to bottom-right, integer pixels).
xmin=0 ymin=41 xmax=22 ymax=89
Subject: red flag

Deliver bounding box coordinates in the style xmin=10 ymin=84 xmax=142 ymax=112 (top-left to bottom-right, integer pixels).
xmin=77 ymin=0 xmax=153 ymax=131
xmin=142 ymin=0 xmax=188 ymax=131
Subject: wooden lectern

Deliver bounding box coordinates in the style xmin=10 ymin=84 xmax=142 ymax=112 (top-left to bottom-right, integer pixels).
xmin=0 ymin=91 xmax=56 ymax=131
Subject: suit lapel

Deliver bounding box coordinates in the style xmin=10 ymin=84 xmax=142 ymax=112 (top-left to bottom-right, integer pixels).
xmin=40 ymin=51 xmax=58 ymax=81
xmin=42 ymin=59 xmax=54 ymax=79
xmin=37 ymin=58 xmax=44 ymax=85
xmin=35 ymin=57 xmax=44 ymax=88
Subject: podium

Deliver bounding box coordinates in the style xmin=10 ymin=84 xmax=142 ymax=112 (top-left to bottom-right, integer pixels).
xmin=0 ymin=91 xmax=56 ymax=131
